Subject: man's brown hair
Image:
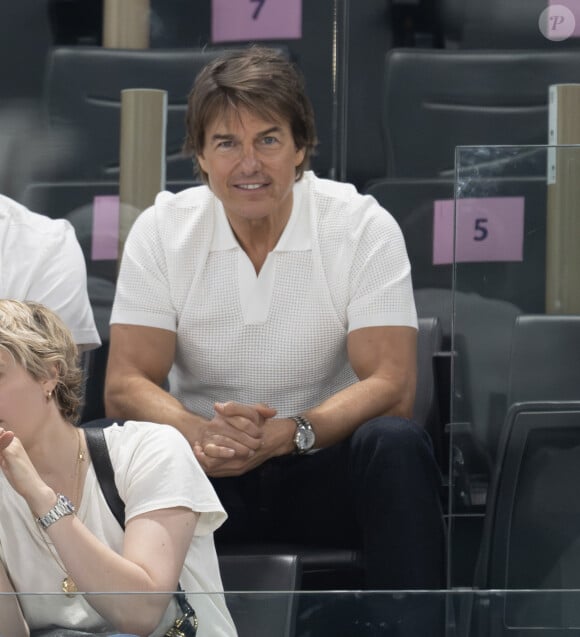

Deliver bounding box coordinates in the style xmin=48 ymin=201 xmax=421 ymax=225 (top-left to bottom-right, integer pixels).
xmin=184 ymin=46 xmax=318 ymax=183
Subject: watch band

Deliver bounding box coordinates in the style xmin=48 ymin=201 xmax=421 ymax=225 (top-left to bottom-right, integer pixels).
xmin=292 ymin=415 xmax=313 ymax=429
xmin=37 ymin=493 xmax=75 ymax=530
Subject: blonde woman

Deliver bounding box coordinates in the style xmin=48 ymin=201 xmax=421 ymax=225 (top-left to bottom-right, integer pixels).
xmin=0 ymin=300 xmax=236 ymax=637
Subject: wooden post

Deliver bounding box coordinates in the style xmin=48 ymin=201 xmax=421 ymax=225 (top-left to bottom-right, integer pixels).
xmin=118 ymin=89 xmax=167 ymax=258
xmin=103 ymin=0 xmax=151 ymax=49
xmin=546 ymin=84 xmax=580 ymax=314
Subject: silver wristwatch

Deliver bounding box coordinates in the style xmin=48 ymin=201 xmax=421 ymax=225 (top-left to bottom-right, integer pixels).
xmin=292 ymin=415 xmax=316 ymax=454
xmin=37 ymin=493 xmax=75 ymax=530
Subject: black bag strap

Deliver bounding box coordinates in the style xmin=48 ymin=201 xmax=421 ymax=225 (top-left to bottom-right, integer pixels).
xmin=83 ymin=426 xmax=197 ymax=635
xmin=84 ymin=427 xmax=125 ymax=528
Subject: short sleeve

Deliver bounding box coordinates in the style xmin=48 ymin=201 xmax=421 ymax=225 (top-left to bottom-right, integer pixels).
xmin=110 ymin=200 xmax=177 ymax=332
xmin=347 ymin=205 xmax=418 ymax=331
xmin=27 ymin=222 xmax=101 ymax=350
xmin=105 ymin=422 xmax=227 ymax=536
xmin=0 ymin=207 xmax=100 ymax=351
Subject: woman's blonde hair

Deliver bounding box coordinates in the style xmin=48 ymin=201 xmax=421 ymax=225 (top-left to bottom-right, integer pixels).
xmin=0 ymin=300 xmax=83 ymax=422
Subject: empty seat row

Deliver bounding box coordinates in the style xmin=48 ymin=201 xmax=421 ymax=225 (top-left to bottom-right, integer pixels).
xmin=20 ymin=43 xmax=580 ymax=196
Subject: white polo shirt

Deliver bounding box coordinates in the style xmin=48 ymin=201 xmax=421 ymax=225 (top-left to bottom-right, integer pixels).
xmin=111 ymin=171 xmax=416 ymax=418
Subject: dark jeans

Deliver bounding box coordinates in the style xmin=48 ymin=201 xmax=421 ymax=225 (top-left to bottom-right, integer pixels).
xmin=211 ymin=416 xmax=446 ymax=591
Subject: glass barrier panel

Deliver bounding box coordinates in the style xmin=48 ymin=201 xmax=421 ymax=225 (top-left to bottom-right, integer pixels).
xmin=449 ymin=144 xmax=580 ymax=590
xmin=0 ymin=589 xmax=447 ymax=636
xmin=7 ymin=589 xmax=580 ymax=636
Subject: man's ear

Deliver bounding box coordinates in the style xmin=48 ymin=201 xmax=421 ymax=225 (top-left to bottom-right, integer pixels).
xmin=295 ymin=146 xmax=306 ymax=168
xmin=197 ymin=153 xmax=208 ymax=174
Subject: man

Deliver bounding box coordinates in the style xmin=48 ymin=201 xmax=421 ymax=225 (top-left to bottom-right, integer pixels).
xmin=0 ymin=193 xmax=100 ymax=353
xmin=105 ymin=46 xmax=445 ymax=596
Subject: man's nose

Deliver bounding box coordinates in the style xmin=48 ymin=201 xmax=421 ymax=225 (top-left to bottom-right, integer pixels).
xmin=239 ymin=144 xmax=260 ymax=171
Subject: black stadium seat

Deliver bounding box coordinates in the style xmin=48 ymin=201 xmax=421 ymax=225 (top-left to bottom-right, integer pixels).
xmin=381 ymin=48 xmax=580 ymax=179
xmin=43 ymin=46 xmax=229 ymax=182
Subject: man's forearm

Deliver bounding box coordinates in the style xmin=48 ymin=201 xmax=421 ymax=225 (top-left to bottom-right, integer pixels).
xmin=105 ymin=374 xmax=207 ymax=445
xmin=193 ymin=378 xmax=411 ymax=478
xmin=302 ymin=375 xmax=414 ymax=449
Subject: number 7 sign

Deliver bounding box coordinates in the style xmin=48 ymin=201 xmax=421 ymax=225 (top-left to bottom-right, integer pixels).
xmin=212 ymin=0 xmax=303 ymax=43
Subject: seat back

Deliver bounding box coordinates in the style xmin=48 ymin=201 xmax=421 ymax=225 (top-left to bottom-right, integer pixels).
xmin=382 ymin=49 xmax=580 ymax=178
xmin=44 ymin=46 xmax=229 ymax=181
xmin=441 ymin=0 xmax=580 ymax=49
xmin=507 ymin=314 xmax=580 ymax=406
xmin=475 ymin=313 xmax=580 ymax=466
xmin=469 ymin=316 xmax=580 ymax=633
xmin=472 ymin=403 xmax=580 ymax=636
xmin=218 ymin=554 xmax=301 ymax=637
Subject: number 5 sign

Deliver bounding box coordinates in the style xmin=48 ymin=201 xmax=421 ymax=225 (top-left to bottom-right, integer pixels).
xmin=212 ymin=0 xmax=302 ymax=43
xmin=432 ymin=197 xmax=525 ymax=265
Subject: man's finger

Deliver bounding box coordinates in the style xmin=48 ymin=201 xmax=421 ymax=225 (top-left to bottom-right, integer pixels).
xmin=203 ymin=442 xmax=236 ymax=458
xmin=253 ymin=403 xmax=277 ymax=418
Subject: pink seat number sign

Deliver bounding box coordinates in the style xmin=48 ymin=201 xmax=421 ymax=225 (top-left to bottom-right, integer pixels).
xmin=433 ymin=197 xmax=525 ymax=265
xmin=91 ymin=195 xmax=119 ymax=261
xmin=212 ymin=0 xmax=302 ymax=43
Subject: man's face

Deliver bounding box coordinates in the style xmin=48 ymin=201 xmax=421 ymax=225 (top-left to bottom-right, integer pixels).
xmin=197 ymin=108 xmax=305 ymax=225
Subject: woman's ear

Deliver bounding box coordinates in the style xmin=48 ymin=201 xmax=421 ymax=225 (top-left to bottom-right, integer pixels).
xmin=40 ymin=365 xmax=59 ymax=396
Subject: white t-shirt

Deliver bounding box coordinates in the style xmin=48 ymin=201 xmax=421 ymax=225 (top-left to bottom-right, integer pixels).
xmin=0 ymin=421 xmax=236 ymax=637
xmin=0 ymin=194 xmax=100 ymax=351
xmin=111 ymin=171 xmax=417 ymax=419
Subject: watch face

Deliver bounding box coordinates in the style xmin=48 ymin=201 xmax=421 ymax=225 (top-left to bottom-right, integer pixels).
xmin=56 ymin=494 xmax=75 ymax=514
xmin=296 ymin=427 xmax=315 ymax=451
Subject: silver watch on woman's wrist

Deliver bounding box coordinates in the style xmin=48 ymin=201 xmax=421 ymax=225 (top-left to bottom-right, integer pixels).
xmin=291 ymin=415 xmax=316 ymax=454
xmin=36 ymin=493 xmax=75 ymax=530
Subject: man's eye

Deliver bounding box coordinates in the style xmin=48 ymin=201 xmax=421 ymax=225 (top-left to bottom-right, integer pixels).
xmin=262 ymin=136 xmax=278 ymax=145
xmin=217 ymin=140 xmax=234 ymax=149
